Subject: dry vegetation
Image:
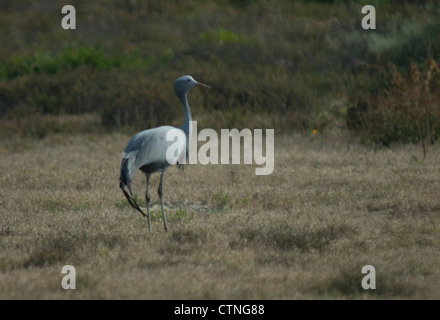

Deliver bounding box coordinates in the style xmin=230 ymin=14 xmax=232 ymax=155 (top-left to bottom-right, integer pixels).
xmin=1 ymin=0 xmax=440 ymax=301
xmin=1 ymin=133 xmax=439 ymax=299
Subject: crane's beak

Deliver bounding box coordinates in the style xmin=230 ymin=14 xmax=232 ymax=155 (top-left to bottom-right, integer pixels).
xmin=195 ymin=81 xmax=210 ymax=88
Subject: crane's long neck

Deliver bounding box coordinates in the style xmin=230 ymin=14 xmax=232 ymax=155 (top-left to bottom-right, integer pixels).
xmin=178 ymin=93 xmax=192 ymax=152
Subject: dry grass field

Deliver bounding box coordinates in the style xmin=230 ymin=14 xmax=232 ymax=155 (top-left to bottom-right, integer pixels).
xmin=1 ymin=132 xmax=440 ymax=299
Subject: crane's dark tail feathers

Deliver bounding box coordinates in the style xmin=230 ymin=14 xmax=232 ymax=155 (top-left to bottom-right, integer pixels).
xmin=120 ymin=158 xmax=147 ymax=217
xmin=120 ymin=182 xmax=147 ymax=217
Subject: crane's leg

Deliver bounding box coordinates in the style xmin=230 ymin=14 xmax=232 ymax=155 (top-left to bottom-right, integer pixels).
xmin=145 ymin=174 xmax=151 ymax=232
xmin=158 ymin=173 xmax=168 ymax=232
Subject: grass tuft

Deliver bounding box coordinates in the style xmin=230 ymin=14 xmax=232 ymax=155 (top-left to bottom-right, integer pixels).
xmin=237 ymin=223 xmax=356 ymax=252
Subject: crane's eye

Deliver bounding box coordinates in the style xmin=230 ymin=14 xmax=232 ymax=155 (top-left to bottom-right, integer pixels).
xmin=187 ymin=79 xmax=190 ymax=82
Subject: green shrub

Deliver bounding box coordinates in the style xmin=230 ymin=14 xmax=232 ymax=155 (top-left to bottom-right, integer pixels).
xmin=0 ymin=45 xmax=155 ymax=80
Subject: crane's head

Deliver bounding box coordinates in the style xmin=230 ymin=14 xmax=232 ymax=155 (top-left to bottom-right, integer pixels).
xmin=174 ymin=75 xmax=210 ymax=97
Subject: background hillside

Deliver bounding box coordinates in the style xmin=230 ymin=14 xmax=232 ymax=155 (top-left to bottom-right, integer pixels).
xmin=1 ymin=0 xmax=440 ymax=145
xmin=2 ymin=1 xmax=440 ymax=300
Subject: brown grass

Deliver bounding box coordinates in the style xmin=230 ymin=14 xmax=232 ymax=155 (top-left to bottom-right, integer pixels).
xmin=1 ymin=132 xmax=440 ymax=299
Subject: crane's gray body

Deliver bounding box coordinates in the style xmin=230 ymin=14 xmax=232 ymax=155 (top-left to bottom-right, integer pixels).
xmin=119 ymin=75 xmax=209 ymax=232
xmin=120 ymin=125 xmax=186 ymax=193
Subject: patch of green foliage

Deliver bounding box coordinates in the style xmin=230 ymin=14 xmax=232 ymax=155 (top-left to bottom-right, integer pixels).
xmin=170 ymin=207 xmax=194 ymax=223
xmin=198 ymin=28 xmax=253 ymax=44
xmin=207 ymin=189 xmax=232 ymax=209
xmin=0 ymin=46 xmax=154 ymax=79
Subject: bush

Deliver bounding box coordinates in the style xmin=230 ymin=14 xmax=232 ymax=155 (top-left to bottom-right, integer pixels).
xmin=0 ymin=45 xmax=154 ymax=79
xmin=347 ymin=58 xmax=440 ymax=157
